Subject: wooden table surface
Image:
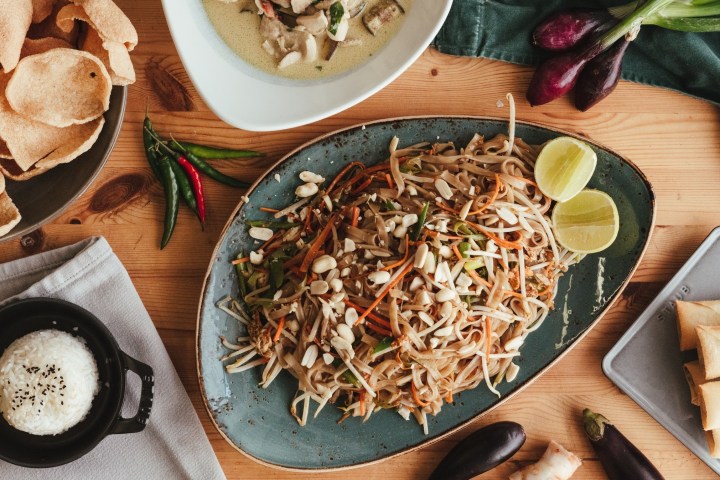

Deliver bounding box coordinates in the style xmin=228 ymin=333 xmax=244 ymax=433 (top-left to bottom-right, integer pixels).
xmin=2 ymin=1 xmax=720 ymax=478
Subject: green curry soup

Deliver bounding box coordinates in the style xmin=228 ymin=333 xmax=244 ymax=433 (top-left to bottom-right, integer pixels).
xmin=203 ymin=0 xmax=411 ymax=80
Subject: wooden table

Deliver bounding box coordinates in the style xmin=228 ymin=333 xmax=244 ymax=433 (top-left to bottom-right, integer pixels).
xmin=2 ymin=1 xmax=719 ymax=478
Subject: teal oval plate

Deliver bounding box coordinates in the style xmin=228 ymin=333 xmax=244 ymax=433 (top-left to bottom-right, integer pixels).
xmin=197 ymin=117 xmax=655 ymax=471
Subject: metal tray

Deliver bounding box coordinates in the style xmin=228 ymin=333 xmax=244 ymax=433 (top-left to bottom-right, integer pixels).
xmin=604 ymin=227 xmax=720 ymax=476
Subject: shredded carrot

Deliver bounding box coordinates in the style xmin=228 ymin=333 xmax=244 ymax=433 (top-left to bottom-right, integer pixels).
xmin=259 ymin=231 xmax=280 ymax=252
xmin=468 ymin=174 xmax=502 ymax=215
xmin=445 ymin=391 xmax=453 ymax=404
xmin=349 ymin=177 xmax=373 ymax=195
xmin=326 ymin=161 xmax=365 ymax=195
xmin=485 ymin=317 xmax=492 ymax=359
xmin=344 ymin=158 xmax=411 ymax=187
xmin=385 ymin=173 xmax=393 ymax=189
xmin=425 ymin=230 xmax=463 ymax=240
xmin=504 ymin=290 xmax=525 ymax=299
xmin=411 ymin=381 xmax=429 ymax=407
xmin=435 ymin=200 xmax=459 ymax=215
xmin=259 ymin=207 xmax=280 ymax=213
xmin=273 ymin=316 xmax=286 ymax=343
xmin=383 ymin=235 xmax=410 ymax=271
xmin=465 ymin=269 xmax=492 ymax=288
xmin=299 ymin=213 xmax=338 ymax=274
xmin=342 ymin=298 xmax=391 ymax=328
xmin=356 ymin=262 xmax=413 ymax=326
xmin=231 ymin=257 xmax=250 ymax=265
xmin=303 ymin=206 xmax=313 ymax=232
xmin=364 ymin=321 xmax=393 ymax=337
xmin=465 ymin=220 xmax=522 ymax=250
xmin=451 ymin=244 xmax=464 ymax=262
xmin=359 ymin=390 xmax=366 ymax=416
xmin=350 ymin=206 xmax=360 ymax=227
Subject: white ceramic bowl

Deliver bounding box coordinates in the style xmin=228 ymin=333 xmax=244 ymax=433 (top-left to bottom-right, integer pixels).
xmin=161 ymin=0 xmax=453 ymax=132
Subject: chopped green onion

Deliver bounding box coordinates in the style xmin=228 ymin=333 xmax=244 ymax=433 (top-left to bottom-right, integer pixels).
xmin=373 ymin=336 xmax=395 ymax=354
xmin=412 ymin=202 xmax=430 ymax=241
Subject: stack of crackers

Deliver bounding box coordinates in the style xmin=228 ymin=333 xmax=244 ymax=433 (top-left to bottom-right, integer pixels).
xmin=0 ymin=0 xmax=137 ymax=236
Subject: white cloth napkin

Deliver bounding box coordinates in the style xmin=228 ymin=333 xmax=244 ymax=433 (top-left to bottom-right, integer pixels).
xmin=0 ymin=237 xmax=226 ymax=480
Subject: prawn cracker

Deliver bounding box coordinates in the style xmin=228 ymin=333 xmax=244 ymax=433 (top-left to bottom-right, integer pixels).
xmin=28 ymin=1 xmax=79 ymax=45
xmin=0 ymin=70 xmax=105 ymax=172
xmin=0 ymin=0 xmax=33 ymax=73
xmin=0 ymin=159 xmax=52 ymax=181
xmin=20 ymin=36 xmax=72 ymax=58
xmin=81 ymin=27 xmax=135 ymax=86
xmin=31 ymin=0 xmax=57 ymax=24
xmin=0 ymin=191 xmax=21 ymax=236
xmin=6 ymin=48 xmax=111 ymax=127
xmin=57 ymin=0 xmax=137 ymax=50
xmin=0 ymin=140 xmax=11 ymax=159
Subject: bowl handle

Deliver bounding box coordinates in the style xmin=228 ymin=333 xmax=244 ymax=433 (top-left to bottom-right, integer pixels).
xmin=111 ymin=352 xmax=155 ymax=435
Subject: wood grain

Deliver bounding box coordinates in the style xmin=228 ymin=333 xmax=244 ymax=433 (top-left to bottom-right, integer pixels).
xmin=0 ymin=0 xmax=719 ymax=478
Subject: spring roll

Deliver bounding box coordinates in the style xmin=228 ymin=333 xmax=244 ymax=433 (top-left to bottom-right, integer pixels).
xmin=698 ymin=325 xmax=720 ymax=380
xmin=508 ymin=440 xmax=581 ymax=480
xmin=706 ymin=429 xmax=720 ymax=458
xmin=685 ymin=361 xmax=706 ymax=406
xmin=699 ymin=382 xmax=720 ymax=431
xmin=676 ymin=300 xmax=720 ymax=351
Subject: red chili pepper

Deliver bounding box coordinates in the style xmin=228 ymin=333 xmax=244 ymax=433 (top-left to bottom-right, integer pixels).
xmin=176 ymin=156 xmax=206 ymax=224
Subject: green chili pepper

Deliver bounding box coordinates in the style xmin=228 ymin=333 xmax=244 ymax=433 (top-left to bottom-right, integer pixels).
xmin=245 ymin=219 xmax=299 ymax=229
xmin=143 ymin=128 xmax=251 ymax=189
xmin=167 ymin=157 xmax=199 ymax=217
xmin=170 ymin=140 xmax=250 ymax=188
xmin=235 ymin=252 xmax=249 ymax=299
xmin=143 ymin=114 xmax=162 ymax=179
xmin=328 ymin=1 xmax=345 ymax=35
xmin=373 ymin=336 xmax=395 ymax=354
xmin=176 ymin=141 xmax=264 ymax=159
xmin=267 ymin=257 xmax=284 ymax=297
xmin=157 ymin=157 xmax=180 ymax=249
xmin=412 ymin=201 xmax=430 ymax=241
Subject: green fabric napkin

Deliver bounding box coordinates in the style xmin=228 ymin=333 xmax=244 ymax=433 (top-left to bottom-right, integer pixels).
xmin=433 ymin=0 xmax=720 ymax=105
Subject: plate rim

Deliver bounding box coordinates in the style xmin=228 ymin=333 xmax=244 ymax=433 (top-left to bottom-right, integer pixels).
xmin=195 ymin=115 xmax=657 ymax=471
xmin=0 ymin=86 xmax=128 ymax=243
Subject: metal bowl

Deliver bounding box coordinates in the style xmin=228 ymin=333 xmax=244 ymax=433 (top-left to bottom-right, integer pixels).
xmin=2 ymin=86 xmax=127 ymax=242
xmin=0 ymin=298 xmax=154 ymax=468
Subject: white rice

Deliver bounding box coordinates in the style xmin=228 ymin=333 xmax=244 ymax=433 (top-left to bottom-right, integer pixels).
xmin=0 ymin=329 xmax=100 ymax=435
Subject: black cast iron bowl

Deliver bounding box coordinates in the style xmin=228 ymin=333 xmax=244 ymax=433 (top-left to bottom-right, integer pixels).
xmin=0 ymin=298 xmax=154 ymax=468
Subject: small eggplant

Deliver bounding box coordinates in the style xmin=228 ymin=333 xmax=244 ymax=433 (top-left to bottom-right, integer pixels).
xmin=583 ymin=408 xmax=665 ymax=480
xmin=526 ymin=43 xmax=603 ymax=106
xmin=428 ymin=421 xmax=526 ymax=480
xmin=574 ymin=38 xmax=629 ymax=111
xmin=532 ymin=8 xmax=615 ymax=52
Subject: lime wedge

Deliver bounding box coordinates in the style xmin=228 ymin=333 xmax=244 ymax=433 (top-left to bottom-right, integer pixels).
xmin=534 ymin=137 xmax=597 ymax=202
xmin=551 ymin=189 xmax=619 ymax=254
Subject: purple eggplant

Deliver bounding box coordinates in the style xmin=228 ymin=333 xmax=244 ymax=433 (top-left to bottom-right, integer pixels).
xmin=583 ymin=408 xmax=665 ymax=480
xmin=532 ymin=8 xmax=616 ymax=52
xmin=526 ymin=43 xmax=604 ymax=106
xmin=428 ymin=421 xmax=526 ymax=480
xmin=574 ymin=39 xmax=629 ymax=111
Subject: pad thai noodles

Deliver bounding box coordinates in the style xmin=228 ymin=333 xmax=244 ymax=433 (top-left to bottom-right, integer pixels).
xmin=218 ymin=105 xmax=585 ymax=434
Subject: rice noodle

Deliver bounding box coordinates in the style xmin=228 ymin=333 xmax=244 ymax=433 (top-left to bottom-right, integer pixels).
xmin=218 ymin=113 xmax=583 ymax=433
